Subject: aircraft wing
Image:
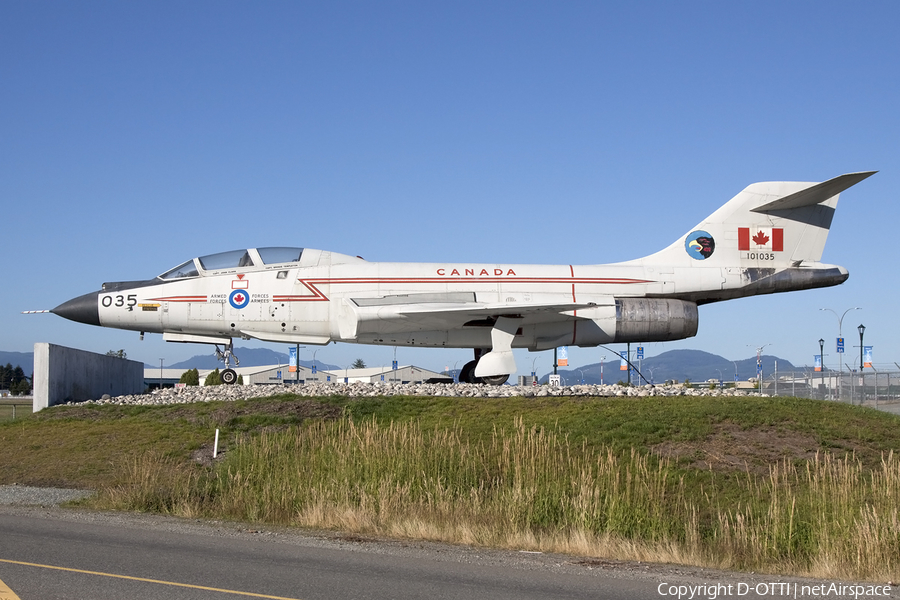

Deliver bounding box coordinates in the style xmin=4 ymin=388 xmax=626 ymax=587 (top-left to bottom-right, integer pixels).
xmin=395 ymin=301 xmax=595 ymax=319
xmin=349 ymin=292 xmax=606 ymax=329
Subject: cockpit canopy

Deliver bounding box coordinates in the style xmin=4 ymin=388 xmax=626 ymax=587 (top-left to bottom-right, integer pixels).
xmin=159 ymin=247 xmax=305 ymax=280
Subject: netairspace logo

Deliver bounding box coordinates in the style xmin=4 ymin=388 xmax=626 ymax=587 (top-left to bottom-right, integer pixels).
xmin=656 ymin=581 xmax=893 ymax=599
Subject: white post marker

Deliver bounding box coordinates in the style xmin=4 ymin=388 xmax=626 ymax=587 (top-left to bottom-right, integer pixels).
xmin=213 ymin=428 xmax=219 ymax=459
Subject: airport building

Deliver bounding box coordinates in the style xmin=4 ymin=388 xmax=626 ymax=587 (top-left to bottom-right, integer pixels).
xmin=144 ymin=364 xmax=450 ymax=388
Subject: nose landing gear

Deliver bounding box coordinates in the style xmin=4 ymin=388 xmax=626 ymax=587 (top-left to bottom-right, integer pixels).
xmin=214 ymin=341 xmax=240 ymax=385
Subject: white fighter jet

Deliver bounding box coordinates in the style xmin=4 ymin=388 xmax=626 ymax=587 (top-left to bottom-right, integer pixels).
xmin=49 ymin=172 xmax=875 ymax=385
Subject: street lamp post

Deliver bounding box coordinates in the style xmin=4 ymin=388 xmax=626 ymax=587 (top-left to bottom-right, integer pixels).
xmin=858 ymin=324 xmax=866 ymax=371
xmin=531 ymin=356 xmax=539 ymax=384
xmin=600 ymin=356 xmax=606 ymax=385
xmin=858 ymin=324 xmax=866 ymax=404
xmin=748 ymin=344 xmax=770 ymax=391
xmin=820 ymin=307 xmax=860 ymax=401
xmin=393 ymin=347 xmax=398 ymax=383
xmin=295 ymin=344 xmax=306 ymax=385
xmin=818 ymin=338 xmax=825 ymax=400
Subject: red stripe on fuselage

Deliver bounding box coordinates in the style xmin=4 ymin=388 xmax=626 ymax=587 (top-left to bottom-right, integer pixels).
xmin=270 ymin=275 xmax=654 ymax=303
xmin=148 ymin=296 xmax=208 ymax=302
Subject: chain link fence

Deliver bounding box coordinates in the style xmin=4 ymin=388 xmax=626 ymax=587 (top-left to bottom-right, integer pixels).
xmin=760 ymin=370 xmax=900 ymax=412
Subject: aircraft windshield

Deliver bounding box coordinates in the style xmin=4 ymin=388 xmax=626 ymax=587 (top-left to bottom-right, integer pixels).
xmin=257 ymin=247 xmax=304 ymax=264
xmin=158 ymin=247 xmax=302 ymax=279
xmin=197 ymin=249 xmax=255 ymax=271
xmin=159 ymin=260 xmax=199 ymax=280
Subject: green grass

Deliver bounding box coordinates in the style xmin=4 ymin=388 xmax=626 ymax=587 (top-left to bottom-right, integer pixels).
xmin=2 ymin=393 xmax=900 ymax=580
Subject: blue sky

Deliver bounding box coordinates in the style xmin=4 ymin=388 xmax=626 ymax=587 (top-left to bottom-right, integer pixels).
xmin=2 ymin=1 xmax=896 ymax=376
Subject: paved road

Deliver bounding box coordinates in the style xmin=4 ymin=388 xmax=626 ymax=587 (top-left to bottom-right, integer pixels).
xmin=0 ymin=505 xmax=892 ymax=600
xmin=0 ymin=506 xmax=664 ymax=600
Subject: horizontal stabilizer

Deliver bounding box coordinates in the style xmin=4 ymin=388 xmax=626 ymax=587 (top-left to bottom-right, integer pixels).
xmin=751 ymin=171 xmax=876 ymax=213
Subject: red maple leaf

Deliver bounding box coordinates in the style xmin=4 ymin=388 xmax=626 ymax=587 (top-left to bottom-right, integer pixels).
xmin=234 ymin=293 xmax=245 ymax=303
xmin=752 ymin=230 xmax=769 ymax=246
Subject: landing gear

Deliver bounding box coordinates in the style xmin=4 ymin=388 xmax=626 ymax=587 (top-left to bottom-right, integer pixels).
xmin=458 ymin=360 xmax=483 ymax=384
xmin=221 ymin=368 xmax=238 ymax=385
xmin=214 ymin=341 xmax=240 ymax=385
xmin=480 ymin=374 xmax=509 ymax=386
xmin=458 ymin=349 xmax=510 ymax=386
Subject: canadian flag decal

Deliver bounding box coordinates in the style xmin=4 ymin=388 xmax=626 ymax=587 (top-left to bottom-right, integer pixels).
xmin=738 ymin=227 xmax=783 ymax=251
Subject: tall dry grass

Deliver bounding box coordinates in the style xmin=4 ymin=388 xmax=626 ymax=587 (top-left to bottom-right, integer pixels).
xmin=92 ymin=417 xmax=900 ymax=580
xmin=715 ymin=452 xmax=900 ymax=580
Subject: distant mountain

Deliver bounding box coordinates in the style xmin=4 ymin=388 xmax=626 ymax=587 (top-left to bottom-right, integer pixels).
xmin=165 ymin=346 xmax=339 ymax=371
xmin=550 ymin=349 xmax=797 ymax=385
xmin=0 ymin=347 xmax=802 ymax=382
xmin=0 ymin=351 xmax=34 ymax=376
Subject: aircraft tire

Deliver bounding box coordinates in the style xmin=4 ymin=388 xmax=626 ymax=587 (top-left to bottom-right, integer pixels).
xmin=221 ymin=368 xmax=238 ymax=385
xmin=458 ymin=360 xmax=483 ymax=384
xmin=480 ymin=374 xmax=509 ymax=386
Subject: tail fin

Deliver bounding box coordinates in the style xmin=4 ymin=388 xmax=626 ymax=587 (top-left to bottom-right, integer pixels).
xmin=641 ymin=171 xmax=876 ymax=269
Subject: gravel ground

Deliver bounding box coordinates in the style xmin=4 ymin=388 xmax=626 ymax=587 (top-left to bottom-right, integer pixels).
xmin=0 ymin=484 xmax=94 ymax=506
xmin=65 ymin=380 xmax=765 ymax=407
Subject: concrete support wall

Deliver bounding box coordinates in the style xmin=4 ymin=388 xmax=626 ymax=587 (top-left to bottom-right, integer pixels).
xmin=33 ymin=343 xmax=145 ymax=411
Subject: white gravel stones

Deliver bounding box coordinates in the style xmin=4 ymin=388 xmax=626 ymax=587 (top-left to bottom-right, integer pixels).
xmin=67 ymin=381 xmax=764 ymax=407
xmin=0 ymin=484 xmax=93 ymax=506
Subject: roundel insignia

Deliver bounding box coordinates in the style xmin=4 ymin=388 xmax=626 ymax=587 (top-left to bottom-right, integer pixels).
xmin=229 ymin=290 xmax=250 ymax=309
xmin=685 ymin=230 xmax=715 ymax=260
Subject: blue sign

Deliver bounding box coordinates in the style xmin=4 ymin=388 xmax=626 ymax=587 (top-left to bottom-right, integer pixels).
xmin=392 ymin=360 xmax=398 ymax=370
xmin=836 ymin=337 xmax=844 ymax=353
xmin=312 ymin=364 xmax=317 ymax=374
xmin=557 ymin=346 xmax=569 ymax=367
xmin=814 ymin=355 xmax=822 ymax=372
xmin=636 ymin=346 xmax=644 ymax=360
xmin=276 ymin=370 xmax=282 ymax=379
xmin=734 ymin=374 xmax=739 ymax=382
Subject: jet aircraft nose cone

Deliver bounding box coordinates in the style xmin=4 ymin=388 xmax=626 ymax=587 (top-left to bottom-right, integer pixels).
xmin=52 ymin=291 xmax=101 ymax=326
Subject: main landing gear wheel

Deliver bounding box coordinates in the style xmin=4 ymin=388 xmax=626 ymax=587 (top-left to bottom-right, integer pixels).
xmin=480 ymin=374 xmax=509 ymax=386
xmin=458 ymin=360 xmax=508 ymax=386
xmin=458 ymin=360 xmax=482 ymax=384
xmin=221 ymin=368 xmax=238 ymax=385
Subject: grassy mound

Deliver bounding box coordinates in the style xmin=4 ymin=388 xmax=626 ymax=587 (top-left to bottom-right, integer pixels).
xmin=2 ymin=393 xmax=899 ymax=580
